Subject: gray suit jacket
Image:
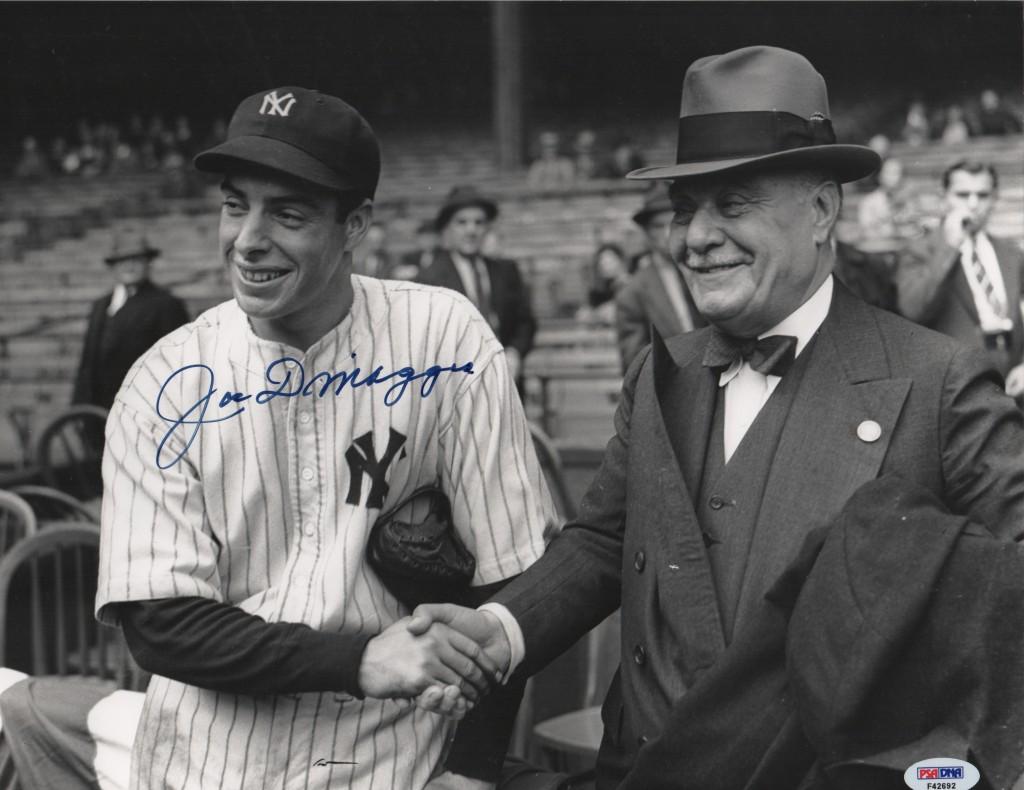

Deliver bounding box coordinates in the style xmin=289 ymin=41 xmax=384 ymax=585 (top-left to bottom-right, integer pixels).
xmin=615 ymin=259 xmax=705 ymax=372
xmin=897 ymin=228 xmax=1024 ymax=376
xmin=493 ymin=284 xmax=1024 ymax=786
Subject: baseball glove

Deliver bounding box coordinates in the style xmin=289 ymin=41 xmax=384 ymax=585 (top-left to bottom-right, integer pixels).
xmin=367 ymin=484 xmax=476 ymax=609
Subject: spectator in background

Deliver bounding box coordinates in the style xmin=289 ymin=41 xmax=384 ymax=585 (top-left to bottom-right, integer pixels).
xmin=598 ymin=135 xmax=646 ymax=179
xmin=902 ymin=100 xmax=931 ymax=146
xmin=572 ymin=129 xmax=600 ymax=180
xmin=857 ymin=157 xmax=920 ymax=243
xmin=73 ymin=228 xmax=189 ymax=410
xmin=578 ymin=225 xmax=630 ymax=326
xmin=107 ymin=125 xmax=141 ymax=174
xmin=12 ymin=137 xmax=50 ymax=180
xmin=897 ymin=160 xmax=1024 ymax=399
xmin=973 ymin=89 xmax=1023 ymax=136
xmin=527 ymin=131 xmax=575 ymax=189
xmin=941 ymin=104 xmax=971 ymax=145
xmin=354 ymin=220 xmax=394 ymax=278
xmin=418 ymin=185 xmax=537 ymax=387
xmin=615 ymin=183 xmax=705 ymax=370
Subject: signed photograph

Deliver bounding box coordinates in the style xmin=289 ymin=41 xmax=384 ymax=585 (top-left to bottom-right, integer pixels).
xmin=0 ymin=2 xmax=1022 ymax=789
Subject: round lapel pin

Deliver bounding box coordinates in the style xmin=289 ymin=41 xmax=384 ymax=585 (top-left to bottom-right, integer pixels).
xmin=857 ymin=420 xmax=882 ymax=443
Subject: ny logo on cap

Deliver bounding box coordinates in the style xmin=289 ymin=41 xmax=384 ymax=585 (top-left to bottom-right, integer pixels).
xmin=259 ymin=90 xmax=297 ymax=117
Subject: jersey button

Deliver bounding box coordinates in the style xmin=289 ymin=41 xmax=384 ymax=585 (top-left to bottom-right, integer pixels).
xmin=304 ymin=525 xmax=315 ymax=537
xmin=301 ymin=467 xmax=314 ymax=481
xmin=299 ymin=412 xmax=312 ymax=425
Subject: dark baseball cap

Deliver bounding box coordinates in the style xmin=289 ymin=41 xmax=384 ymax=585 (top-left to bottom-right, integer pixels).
xmin=194 ymin=86 xmax=381 ymax=199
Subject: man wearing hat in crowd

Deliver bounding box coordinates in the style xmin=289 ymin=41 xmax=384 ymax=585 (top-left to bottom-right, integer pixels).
xmin=71 ymin=228 xmax=189 ymax=411
xmin=407 ymin=46 xmax=1024 ymax=786
xmin=1 ymin=87 xmax=557 ymax=790
xmin=615 ymin=182 xmax=706 ymax=371
xmin=418 ymin=185 xmax=537 ymax=388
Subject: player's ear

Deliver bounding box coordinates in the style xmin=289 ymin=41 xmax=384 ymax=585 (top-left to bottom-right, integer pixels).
xmin=342 ymin=200 xmax=373 ymax=251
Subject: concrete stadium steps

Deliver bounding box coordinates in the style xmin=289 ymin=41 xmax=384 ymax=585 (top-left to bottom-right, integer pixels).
xmin=2 ymin=134 xmax=1023 ymax=466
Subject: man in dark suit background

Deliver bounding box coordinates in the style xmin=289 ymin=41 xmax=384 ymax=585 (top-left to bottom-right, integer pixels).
xmin=407 ymin=46 xmax=1024 ymax=787
xmin=417 ymin=185 xmax=536 ymax=387
xmin=616 ymin=182 xmax=706 ymax=371
xmin=897 ymin=159 xmax=1024 ymax=398
xmin=72 ymin=228 xmax=189 ymax=410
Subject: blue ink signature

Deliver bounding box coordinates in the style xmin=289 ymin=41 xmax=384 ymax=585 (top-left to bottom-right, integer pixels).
xmin=154 ymin=355 xmax=474 ymax=469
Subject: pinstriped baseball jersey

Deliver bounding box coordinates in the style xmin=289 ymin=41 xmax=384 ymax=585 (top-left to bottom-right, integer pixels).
xmin=96 ymin=274 xmax=559 ymax=789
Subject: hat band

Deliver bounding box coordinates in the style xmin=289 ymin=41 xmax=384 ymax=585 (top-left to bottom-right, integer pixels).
xmin=676 ymin=111 xmax=836 ymax=163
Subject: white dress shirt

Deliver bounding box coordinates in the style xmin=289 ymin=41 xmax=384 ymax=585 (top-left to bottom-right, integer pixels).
xmin=719 ymin=274 xmax=833 ymax=462
xmin=483 ymin=274 xmax=836 ymax=675
xmin=959 ymin=232 xmax=1013 ymax=334
xmin=106 ymin=284 xmax=130 ymax=316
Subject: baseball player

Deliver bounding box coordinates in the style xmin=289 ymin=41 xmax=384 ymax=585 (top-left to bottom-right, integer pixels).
xmin=84 ymin=87 xmax=558 ymax=790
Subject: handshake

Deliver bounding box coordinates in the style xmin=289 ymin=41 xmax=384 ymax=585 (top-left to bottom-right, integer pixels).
xmin=357 ymin=604 xmax=512 ymax=719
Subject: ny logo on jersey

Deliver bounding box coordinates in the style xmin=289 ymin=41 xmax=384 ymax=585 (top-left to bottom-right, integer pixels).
xmin=345 ymin=429 xmax=408 ymax=509
xmin=259 ymin=90 xmax=297 ymax=117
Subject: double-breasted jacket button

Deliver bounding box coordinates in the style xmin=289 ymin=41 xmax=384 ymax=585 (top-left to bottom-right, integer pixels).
xmin=633 ymin=644 xmax=646 ymax=666
xmin=633 ymin=550 xmax=645 ymax=572
xmin=709 ymin=495 xmax=725 ymax=510
xmin=637 ymin=735 xmax=649 ymax=746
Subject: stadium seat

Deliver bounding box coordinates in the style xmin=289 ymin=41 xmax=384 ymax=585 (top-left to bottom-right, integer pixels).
xmin=0 ymin=523 xmax=146 ymax=691
xmin=8 ymin=485 xmax=99 ymax=525
xmin=0 ymin=492 xmax=36 ymax=557
xmin=34 ymin=406 xmax=108 ymax=502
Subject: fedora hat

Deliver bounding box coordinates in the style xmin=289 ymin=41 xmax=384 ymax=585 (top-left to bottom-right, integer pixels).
xmin=628 ymin=46 xmax=880 ymax=184
xmin=632 ymin=183 xmax=674 ymax=227
xmin=434 ymin=185 xmax=498 ymax=232
xmin=104 ymin=228 xmax=160 ymax=265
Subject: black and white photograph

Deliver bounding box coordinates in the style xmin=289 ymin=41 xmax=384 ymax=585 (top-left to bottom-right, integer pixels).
xmin=0 ymin=2 xmax=1022 ymax=789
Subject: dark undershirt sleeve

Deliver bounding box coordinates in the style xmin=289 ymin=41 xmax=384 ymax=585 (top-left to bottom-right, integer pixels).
xmin=116 ymin=597 xmax=372 ymax=698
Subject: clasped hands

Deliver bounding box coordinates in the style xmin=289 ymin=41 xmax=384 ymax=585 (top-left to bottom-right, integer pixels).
xmin=357 ymin=604 xmax=511 ymax=719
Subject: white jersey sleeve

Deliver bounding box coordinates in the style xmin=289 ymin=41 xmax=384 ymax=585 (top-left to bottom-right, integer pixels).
xmin=438 ymin=348 xmax=559 ymax=585
xmin=96 ymin=397 xmax=224 ymax=625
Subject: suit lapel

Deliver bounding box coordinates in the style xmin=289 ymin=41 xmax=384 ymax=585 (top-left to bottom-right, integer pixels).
xmin=994 ymin=237 xmax=1022 ymax=322
xmin=733 ymin=286 xmax=912 ymax=629
xmin=653 ymin=326 xmax=717 ymax=500
xmin=649 ymin=328 xmax=728 ymax=662
xmin=643 ymin=268 xmax=684 ymax=337
xmin=953 ymin=269 xmax=981 ymax=324
xmin=431 ymin=251 xmax=467 ymax=296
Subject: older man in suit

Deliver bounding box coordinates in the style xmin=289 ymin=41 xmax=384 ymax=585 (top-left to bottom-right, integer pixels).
xmin=616 ymin=183 xmax=705 ymax=370
xmin=897 ymin=159 xmax=1024 ymax=399
xmin=72 ymin=229 xmax=189 ymax=410
xmin=417 ymin=185 xmax=536 ymax=386
xmin=407 ymin=46 xmax=1024 ymax=787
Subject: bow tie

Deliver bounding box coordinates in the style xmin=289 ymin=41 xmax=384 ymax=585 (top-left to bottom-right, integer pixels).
xmin=702 ymin=330 xmax=798 ymax=377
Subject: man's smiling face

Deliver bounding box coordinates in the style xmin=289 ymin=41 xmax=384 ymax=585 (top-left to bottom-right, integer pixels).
xmin=219 ymin=168 xmax=366 ymax=347
xmin=668 ymin=169 xmax=836 ymax=337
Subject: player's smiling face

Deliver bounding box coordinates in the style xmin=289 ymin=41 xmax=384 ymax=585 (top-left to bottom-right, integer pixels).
xmin=219 ymin=169 xmax=368 ymax=348
xmin=668 ymin=170 xmax=835 ymax=337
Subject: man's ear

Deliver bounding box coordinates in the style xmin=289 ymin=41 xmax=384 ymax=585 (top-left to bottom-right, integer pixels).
xmin=343 ymin=200 xmax=374 ymax=252
xmin=811 ymin=180 xmax=842 ymax=245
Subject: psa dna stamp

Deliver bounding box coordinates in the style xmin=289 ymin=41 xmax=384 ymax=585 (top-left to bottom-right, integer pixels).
xmin=904 ymin=758 xmax=980 ymax=790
